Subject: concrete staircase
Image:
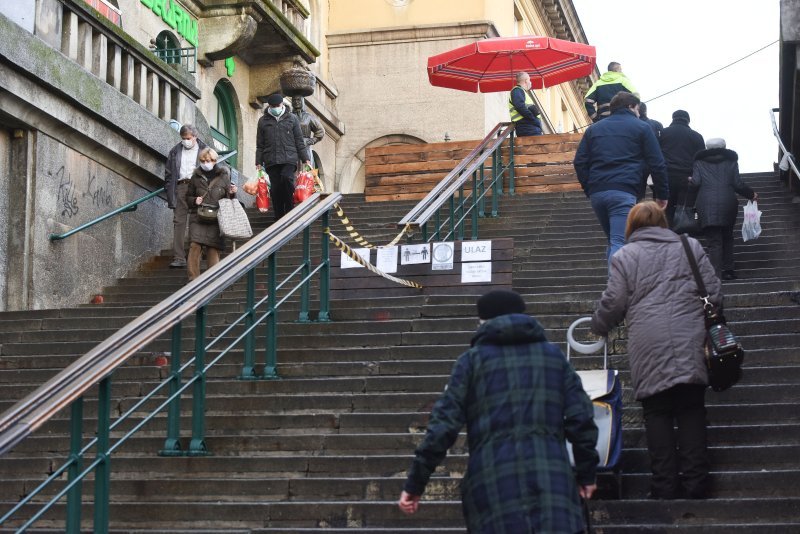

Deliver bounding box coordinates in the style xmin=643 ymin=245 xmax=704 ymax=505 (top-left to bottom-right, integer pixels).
xmin=1 ymin=172 xmax=800 ymax=532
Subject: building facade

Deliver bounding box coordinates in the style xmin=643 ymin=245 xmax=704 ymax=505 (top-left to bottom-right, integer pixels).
xmin=0 ymin=0 xmax=593 ymax=310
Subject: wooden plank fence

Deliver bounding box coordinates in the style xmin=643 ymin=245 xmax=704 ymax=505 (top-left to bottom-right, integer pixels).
xmin=364 ymin=132 xmax=583 ymax=202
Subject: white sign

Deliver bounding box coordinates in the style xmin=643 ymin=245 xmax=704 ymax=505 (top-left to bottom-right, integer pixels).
xmin=340 ymin=248 xmax=370 ymax=269
xmin=400 ymin=243 xmax=430 ymax=265
xmin=461 ymin=240 xmax=492 ymax=262
xmin=461 ymin=261 xmax=492 ymax=283
xmin=376 ymin=246 xmax=399 ymax=273
xmin=431 ymin=242 xmax=454 ymax=271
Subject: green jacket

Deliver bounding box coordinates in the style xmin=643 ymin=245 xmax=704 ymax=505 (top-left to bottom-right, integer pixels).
xmin=404 ymin=314 xmax=598 ymax=533
xmin=584 ymin=71 xmax=638 ymax=122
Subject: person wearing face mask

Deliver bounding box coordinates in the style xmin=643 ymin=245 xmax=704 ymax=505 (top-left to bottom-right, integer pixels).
xmin=164 ymin=124 xmax=207 ymax=268
xmin=256 ymin=93 xmax=310 ymax=220
xmin=508 ymin=72 xmax=543 ymax=136
xmin=185 ymin=147 xmax=238 ymax=282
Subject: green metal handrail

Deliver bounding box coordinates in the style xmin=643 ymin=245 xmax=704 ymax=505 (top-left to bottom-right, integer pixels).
xmin=49 ymin=187 xmax=164 ymax=241
xmin=398 ymin=122 xmax=516 ymax=242
xmin=49 ymin=150 xmax=238 ymax=242
xmin=0 ymin=191 xmax=340 ymax=532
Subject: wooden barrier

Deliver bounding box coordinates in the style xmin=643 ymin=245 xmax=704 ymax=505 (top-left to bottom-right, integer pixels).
xmin=364 ymin=132 xmax=583 ymax=202
xmin=330 ymin=238 xmax=513 ymax=300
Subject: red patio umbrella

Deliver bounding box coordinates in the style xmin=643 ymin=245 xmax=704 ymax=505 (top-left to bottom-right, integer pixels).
xmin=427 ymin=36 xmax=596 ymax=93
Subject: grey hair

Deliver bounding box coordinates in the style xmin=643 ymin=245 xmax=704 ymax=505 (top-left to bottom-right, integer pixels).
xmin=608 ymin=62 xmax=621 ymax=72
xmin=179 ymin=124 xmax=198 ymax=137
xmin=515 ymin=71 xmax=530 ymax=84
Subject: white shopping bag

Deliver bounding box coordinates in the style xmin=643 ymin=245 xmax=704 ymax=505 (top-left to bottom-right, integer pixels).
xmin=741 ymin=200 xmax=762 ymax=242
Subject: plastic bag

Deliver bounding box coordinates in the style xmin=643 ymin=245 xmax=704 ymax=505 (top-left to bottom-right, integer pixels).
xmin=256 ymin=169 xmax=270 ymax=213
xmin=293 ymin=168 xmax=316 ymax=205
xmin=741 ymin=200 xmax=761 ymax=242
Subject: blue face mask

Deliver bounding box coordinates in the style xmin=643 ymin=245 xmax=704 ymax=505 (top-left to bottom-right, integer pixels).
xmin=268 ymin=106 xmax=283 ymax=117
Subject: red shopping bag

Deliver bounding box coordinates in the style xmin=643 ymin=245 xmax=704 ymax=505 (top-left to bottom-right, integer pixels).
xmin=293 ymin=169 xmax=316 ymax=204
xmin=256 ymin=169 xmax=270 ymax=213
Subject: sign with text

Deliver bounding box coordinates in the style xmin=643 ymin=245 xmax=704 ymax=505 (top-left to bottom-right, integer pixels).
xmin=431 ymin=242 xmax=454 ymax=271
xmin=400 ymin=243 xmax=430 ymax=265
xmin=140 ymin=0 xmax=199 ymax=46
xmin=461 ymin=261 xmax=492 ymax=283
xmin=376 ymin=246 xmax=399 ymax=273
xmin=461 ymin=240 xmax=492 ymax=262
xmin=340 ymin=248 xmax=370 ymax=269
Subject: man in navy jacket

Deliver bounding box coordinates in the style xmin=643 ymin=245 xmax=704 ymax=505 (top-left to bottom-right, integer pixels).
xmin=573 ymin=92 xmax=669 ymax=268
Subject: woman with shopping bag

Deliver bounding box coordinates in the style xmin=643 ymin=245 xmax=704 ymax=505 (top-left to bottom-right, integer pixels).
xmin=186 ymin=147 xmax=237 ymax=283
xmin=689 ymin=138 xmax=757 ymax=280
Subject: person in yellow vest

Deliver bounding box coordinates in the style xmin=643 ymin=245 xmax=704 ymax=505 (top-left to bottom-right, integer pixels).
xmin=584 ymin=62 xmax=638 ymax=123
xmin=508 ymin=72 xmax=543 ymax=136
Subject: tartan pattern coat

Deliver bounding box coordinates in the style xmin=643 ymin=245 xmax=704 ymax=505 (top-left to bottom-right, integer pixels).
xmin=404 ymin=314 xmax=598 ymax=533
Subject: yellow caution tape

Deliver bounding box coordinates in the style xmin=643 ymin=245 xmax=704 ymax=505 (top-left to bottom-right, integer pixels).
xmin=325 ymin=228 xmax=422 ymax=289
xmin=312 ymin=173 xmax=411 ymax=249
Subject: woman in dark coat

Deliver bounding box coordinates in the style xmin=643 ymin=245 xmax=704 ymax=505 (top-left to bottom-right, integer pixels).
xmin=592 ymin=202 xmax=722 ymax=500
xmin=186 ymin=147 xmax=237 ymax=282
xmin=690 ymin=138 xmax=758 ymax=280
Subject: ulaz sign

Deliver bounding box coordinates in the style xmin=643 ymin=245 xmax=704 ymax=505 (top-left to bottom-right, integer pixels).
xmin=140 ymin=0 xmax=198 ymax=47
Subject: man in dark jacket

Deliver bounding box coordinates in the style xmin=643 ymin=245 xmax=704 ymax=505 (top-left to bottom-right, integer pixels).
xmin=659 ymin=110 xmax=705 ymax=225
xmin=164 ymin=124 xmax=207 ymax=268
xmin=508 ymin=72 xmax=543 ymax=136
xmin=398 ymin=290 xmax=598 ymax=533
xmin=256 ymin=93 xmax=310 ymax=220
xmin=584 ymin=62 xmax=638 ymax=122
xmin=574 ymin=92 xmax=669 ymax=268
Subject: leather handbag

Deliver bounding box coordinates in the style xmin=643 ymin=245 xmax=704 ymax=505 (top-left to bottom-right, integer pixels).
xmin=217 ymin=198 xmax=253 ymax=240
xmin=197 ymin=203 xmax=218 ymax=223
xmin=679 ymin=234 xmax=744 ymax=392
xmin=672 ymin=203 xmax=701 ymax=234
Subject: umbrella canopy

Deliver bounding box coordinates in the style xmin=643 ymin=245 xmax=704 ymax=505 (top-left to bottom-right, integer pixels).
xmin=427 ymin=36 xmax=596 ymax=93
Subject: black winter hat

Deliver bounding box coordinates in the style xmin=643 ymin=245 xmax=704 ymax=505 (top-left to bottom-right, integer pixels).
xmin=266 ymin=93 xmax=284 ymax=107
xmin=672 ymin=109 xmax=690 ymax=122
xmin=477 ymin=290 xmax=526 ymax=320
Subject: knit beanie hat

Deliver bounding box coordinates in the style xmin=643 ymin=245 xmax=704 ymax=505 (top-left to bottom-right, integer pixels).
xmin=266 ymin=93 xmax=284 ymax=107
xmin=706 ymin=138 xmax=726 ymax=149
xmin=476 ymin=290 xmax=526 ymax=320
xmin=672 ymin=109 xmax=690 ymax=122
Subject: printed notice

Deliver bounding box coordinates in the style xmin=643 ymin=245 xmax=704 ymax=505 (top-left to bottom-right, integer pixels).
xmin=376 ymin=246 xmax=399 ymax=273
xmin=400 ymin=243 xmax=430 ymax=265
xmin=461 ymin=261 xmax=492 ymax=283
xmin=431 ymin=242 xmax=454 ymax=271
xmin=461 ymin=240 xmax=492 ymax=262
xmin=340 ymin=248 xmax=370 ymax=269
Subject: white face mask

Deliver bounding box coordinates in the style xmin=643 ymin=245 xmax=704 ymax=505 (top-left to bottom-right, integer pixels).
xmin=200 ymin=162 xmax=215 ymax=172
xmin=182 ymin=138 xmax=195 ymax=149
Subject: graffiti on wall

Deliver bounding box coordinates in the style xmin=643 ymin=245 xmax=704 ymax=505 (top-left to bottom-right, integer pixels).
xmin=52 ymin=166 xmax=115 ymax=219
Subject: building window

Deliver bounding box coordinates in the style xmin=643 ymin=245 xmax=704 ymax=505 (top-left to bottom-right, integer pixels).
xmin=210 ymin=81 xmax=238 ymax=168
xmin=154 ymin=30 xmax=180 ymax=65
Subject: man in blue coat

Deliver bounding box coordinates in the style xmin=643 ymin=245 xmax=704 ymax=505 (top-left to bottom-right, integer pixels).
xmin=573 ymin=92 xmax=669 ymax=268
xmin=398 ymin=290 xmax=598 ymax=533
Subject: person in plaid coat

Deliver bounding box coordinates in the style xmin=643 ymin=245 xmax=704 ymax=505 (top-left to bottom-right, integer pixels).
xmin=399 ymin=290 xmax=599 ymax=533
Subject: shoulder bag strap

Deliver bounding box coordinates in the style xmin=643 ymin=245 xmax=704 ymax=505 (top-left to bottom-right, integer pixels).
xmin=679 ymin=234 xmax=720 ymax=321
xmin=200 ymin=174 xmax=226 ymax=204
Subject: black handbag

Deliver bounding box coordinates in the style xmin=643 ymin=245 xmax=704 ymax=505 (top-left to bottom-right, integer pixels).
xmin=195 ymin=175 xmax=225 ymax=224
xmin=672 ymin=204 xmax=701 ymax=234
xmin=680 ymin=235 xmax=743 ymax=392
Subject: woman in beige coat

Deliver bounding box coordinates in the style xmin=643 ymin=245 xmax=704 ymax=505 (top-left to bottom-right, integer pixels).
xmin=186 ymin=147 xmax=237 ymax=282
xmin=591 ymin=201 xmax=721 ymax=500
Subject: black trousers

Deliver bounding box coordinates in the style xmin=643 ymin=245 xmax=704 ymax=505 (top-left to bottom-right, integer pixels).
xmin=704 ymin=225 xmax=735 ymax=276
xmin=666 ymin=171 xmax=691 ymax=226
xmin=640 ymin=383 xmax=709 ymax=498
xmin=266 ymin=163 xmax=297 ymax=220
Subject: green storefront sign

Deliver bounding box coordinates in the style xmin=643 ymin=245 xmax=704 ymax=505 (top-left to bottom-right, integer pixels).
xmin=141 ymin=0 xmax=199 ymax=47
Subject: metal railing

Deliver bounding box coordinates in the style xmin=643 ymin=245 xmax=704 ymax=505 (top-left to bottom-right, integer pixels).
xmin=0 ymin=192 xmax=340 ymax=532
xmin=50 ymin=151 xmax=237 ymax=241
xmin=398 ymin=122 xmax=516 ymax=242
xmin=151 ymin=46 xmax=197 ymax=74
xmin=770 ymin=107 xmax=800 ymax=187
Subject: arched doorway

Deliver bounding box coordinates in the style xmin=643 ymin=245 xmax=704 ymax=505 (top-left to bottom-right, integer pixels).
xmin=210 ymin=80 xmax=239 ymax=168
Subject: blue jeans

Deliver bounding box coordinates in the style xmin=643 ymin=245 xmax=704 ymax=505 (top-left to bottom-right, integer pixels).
xmin=590 ymin=190 xmax=637 ymax=267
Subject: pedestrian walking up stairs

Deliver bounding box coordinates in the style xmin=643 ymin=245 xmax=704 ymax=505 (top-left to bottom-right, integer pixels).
xmin=1 ymin=171 xmax=800 ymax=532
